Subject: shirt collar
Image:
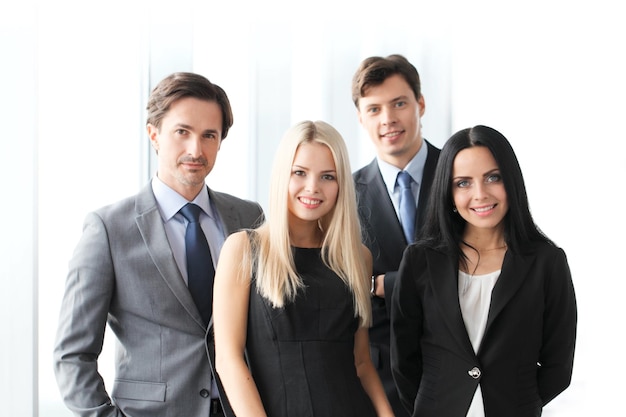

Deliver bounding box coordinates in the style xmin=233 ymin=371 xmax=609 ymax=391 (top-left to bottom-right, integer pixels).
xmin=151 ymin=176 xmax=213 ymax=222
xmin=376 ymin=140 xmax=429 ymax=193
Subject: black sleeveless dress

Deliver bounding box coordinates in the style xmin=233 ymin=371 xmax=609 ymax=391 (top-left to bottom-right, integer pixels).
xmin=246 ymin=247 xmax=377 ymax=417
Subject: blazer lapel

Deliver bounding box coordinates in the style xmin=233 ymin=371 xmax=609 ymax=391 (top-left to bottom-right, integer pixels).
xmin=415 ymin=141 xmax=440 ymax=230
xmin=484 ymin=250 xmax=532 ymax=334
xmin=356 ymin=160 xmax=407 ymax=255
xmin=134 ymin=185 xmax=205 ymax=328
xmin=209 ymin=188 xmax=239 ymax=235
xmin=428 ymin=251 xmax=476 ymax=358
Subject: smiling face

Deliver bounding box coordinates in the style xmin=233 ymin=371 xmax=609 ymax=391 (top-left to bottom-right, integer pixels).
xmin=147 ymin=97 xmax=222 ymax=201
xmin=452 ymin=146 xmax=509 ymax=235
xmin=287 ymin=142 xmax=339 ymax=226
xmin=357 ymin=73 xmax=425 ymax=169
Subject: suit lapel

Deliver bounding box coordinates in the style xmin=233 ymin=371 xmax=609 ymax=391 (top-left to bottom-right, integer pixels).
xmin=484 ymin=250 xmax=532 ymax=334
xmin=358 ymin=142 xmax=441 ymax=247
xmin=209 ymin=188 xmax=238 ymax=235
xmin=134 ymin=185 xmax=205 ymax=328
xmin=415 ymin=141 xmax=440 ymax=229
xmin=356 ymin=160 xmax=407 ymax=257
xmin=428 ymin=250 xmax=476 ymax=358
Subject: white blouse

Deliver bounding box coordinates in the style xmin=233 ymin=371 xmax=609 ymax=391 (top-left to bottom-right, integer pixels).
xmin=458 ymin=269 xmax=501 ymax=417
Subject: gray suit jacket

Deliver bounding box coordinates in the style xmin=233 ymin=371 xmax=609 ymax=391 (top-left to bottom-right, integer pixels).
xmin=53 ymin=183 xmax=264 ymax=417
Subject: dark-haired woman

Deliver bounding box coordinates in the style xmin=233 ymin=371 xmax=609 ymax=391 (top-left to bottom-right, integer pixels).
xmin=390 ymin=125 xmax=577 ymax=417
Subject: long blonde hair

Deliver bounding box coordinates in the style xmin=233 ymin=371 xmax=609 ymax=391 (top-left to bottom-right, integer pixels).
xmin=253 ymin=120 xmax=372 ymax=326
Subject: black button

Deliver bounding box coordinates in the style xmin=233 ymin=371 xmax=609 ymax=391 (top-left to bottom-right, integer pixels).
xmin=199 ymin=389 xmax=210 ymax=398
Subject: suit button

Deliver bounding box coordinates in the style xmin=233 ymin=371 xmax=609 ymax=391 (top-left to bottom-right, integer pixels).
xmin=468 ymin=367 xmax=481 ymax=379
xmin=199 ymin=389 xmax=210 ymax=398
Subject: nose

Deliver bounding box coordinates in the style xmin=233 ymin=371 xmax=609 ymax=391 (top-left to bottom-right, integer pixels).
xmin=381 ymin=106 xmax=396 ymax=125
xmin=473 ymin=182 xmax=488 ymax=200
xmin=186 ymin=135 xmax=203 ymax=158
xmin=304 ymin=176 xmax=319 ymax=193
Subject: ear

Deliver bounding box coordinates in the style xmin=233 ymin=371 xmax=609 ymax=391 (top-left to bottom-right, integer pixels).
xmin=418 ymin=95 xmax=426 ymax=117
xmin=357 ymin=109 xmax=364 ymax=126
xmin=147 ymin=124 xmax=159 ymax=152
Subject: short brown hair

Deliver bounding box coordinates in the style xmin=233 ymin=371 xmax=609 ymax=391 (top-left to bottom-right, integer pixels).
xmin=146 ymin=72 xmax=234 ymax=140
xmin=351 ymin=54 xmax=422 ymax=108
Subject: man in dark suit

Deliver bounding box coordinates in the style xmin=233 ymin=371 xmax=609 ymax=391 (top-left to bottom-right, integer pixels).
xmin=53 ymin=72 xmax=263 ymax=417
xmin=351 ymin=54 xmax=441 ymax=416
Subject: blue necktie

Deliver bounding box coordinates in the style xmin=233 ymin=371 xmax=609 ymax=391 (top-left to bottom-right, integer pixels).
xmin=179 ymin=203 xmax=214 ymax=325
xmin=397 ymin=171 xmax=416 ymax=244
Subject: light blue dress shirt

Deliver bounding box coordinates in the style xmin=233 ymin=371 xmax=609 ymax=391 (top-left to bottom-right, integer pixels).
xmin=151 ymin=176 xmax=225 ymax=285
xmin=376 ymin=141 xmax=429 ymax=222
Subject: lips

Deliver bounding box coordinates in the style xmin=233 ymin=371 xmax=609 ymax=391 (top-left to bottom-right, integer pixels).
xmin=472 ymin=204 xmax=496 ymax=215
xmin=179 ymin=156 xmax=207 ymax=168
xmin=182 ymin=163 xmax=205 ymax=169
xmin=299 ymin=197 xmax=322 ymax=207
xmin=380 ymin=130 xmax=403 ymax=140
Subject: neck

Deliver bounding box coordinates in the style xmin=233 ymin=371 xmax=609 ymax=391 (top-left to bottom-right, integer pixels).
xmin=379 ymin=138 xmax=422 ymax=170
xmin=289 ymin=221 xmax=324 ymax=248
xmin=462 ymin=229 xmax=506 ymax=252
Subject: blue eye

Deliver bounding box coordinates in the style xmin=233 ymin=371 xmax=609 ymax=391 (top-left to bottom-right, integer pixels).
xmin=486 ymin=173 xmax=502 ymax=183
xmin=456 ymin=180 xmax=470 ymax=188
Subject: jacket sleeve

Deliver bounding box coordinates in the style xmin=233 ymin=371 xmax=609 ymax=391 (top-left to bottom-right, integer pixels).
xmin=53 ymin=212 xmax=123 ymax=417
xmin=538 ymin=247 xmax=577 ymax=405
xmin=390 ymin=246 xmax=424 ymax=414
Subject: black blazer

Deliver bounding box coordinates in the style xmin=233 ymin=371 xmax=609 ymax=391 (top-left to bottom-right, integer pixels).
xmin=353 ymin=140 xmax=440 ymax=416
xmin=391 ymin=242 xmax=577 ymax=417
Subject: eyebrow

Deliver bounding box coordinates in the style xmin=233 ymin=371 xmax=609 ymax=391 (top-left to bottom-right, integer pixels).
xmin=483 ymin=168 xmax=501 ymax=177
xmin=292 ymin=165 xmax=337 ymax=173
xmin=364 ymin=95 xmax=408 ymax=108
xmin=452 ymin=168 xmax=500 ymax=181
xmin=174 ymin=123 xmax=219 ymax=135
xmin=390 ymin=95 xmax=409 ymax=103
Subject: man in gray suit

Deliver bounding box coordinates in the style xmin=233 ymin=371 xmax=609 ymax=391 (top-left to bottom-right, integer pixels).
xmin=53 ymin=72 xmax=264 ymax=417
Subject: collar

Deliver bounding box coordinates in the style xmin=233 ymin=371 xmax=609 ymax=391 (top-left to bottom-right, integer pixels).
xmin=151 ymin=176 xmax=214 ymax=222
xmin=376 ymin=139 xmax=429 ymax=193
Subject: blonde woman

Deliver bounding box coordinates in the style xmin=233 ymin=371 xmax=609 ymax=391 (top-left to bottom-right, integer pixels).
xmin=212 ymin=121 xmax=393 ymax=416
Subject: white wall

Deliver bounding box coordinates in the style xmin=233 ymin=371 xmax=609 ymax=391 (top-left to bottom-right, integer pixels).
xmin=1 ymin=1 xmax=623 ymax=415
xmin=0 ymin=2 xmax=38 ymax=416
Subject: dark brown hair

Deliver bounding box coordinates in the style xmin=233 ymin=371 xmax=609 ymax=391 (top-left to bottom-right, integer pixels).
xmin=351 ymin=54 xmax=422 ymax=108
xmin=146 ymin=72 xmax=234 ymax=140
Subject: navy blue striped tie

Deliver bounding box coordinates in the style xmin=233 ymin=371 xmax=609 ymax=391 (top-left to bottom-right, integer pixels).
xmin=179 ymin=203 xmax=214 ymax=325
xmin=397 ymin=171 xmax=416 ymax=244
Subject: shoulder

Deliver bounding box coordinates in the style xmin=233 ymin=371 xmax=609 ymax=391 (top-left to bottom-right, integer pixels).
xmin=423 ymin=139 xmax=441 ymax=169
xmin=92 ymin=188 xmax=148 ymax=223
xmin=210 ymin=189 xmax=262 ymax=211
xmin=220 ymin=230 xmax=255 ymax=265
xmin=424 ymin=139 xmax=441 ymax=153
xmin=209 ymin=189 xmax=264 ymax=228
xmin=352 ymin=159 xmax=378 ymax=183
xmin=407 ymin=242 xmax=447 ymax=258
xmin=508 ymin=241 xmax=571 ymax=280
xmin=402 ymin=243 xmax=453 ymax=273
xmin=520 ymin=240 xmax=566 ymax=259
xmin=224 ymin=229 xmax=253 ymax=247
